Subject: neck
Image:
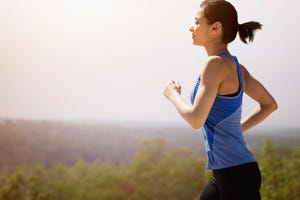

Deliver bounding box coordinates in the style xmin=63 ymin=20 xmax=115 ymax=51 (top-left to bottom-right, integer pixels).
xmin=204 ymin=42 xmax=229 ymax=56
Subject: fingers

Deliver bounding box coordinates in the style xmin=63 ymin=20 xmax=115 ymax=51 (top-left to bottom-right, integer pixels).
xmin=163 ymin=79 xmax=182 ymax=98
xmin=167 ymin=80 xmax=180 ymax=85
xmin=168 ymin=80 xmax=175 ymax=84
xmin=175 ymin=80 xmax=180 ymax=87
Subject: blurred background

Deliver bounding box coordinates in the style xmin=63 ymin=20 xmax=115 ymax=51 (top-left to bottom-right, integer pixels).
xmin=0 ymin=0 xmax=299 ymax=199
xmin=0 ymin=0 xmax=299 ymax=127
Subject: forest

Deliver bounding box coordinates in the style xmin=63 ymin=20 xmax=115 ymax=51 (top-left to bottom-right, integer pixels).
xmin=0 ymin=119 xmax=299 ymax=199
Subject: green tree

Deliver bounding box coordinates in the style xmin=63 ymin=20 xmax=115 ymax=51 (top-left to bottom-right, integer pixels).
xmin=4 ymin=136 xmax=300 ymax=200
xmin=129 ymin=137 xmax=205 ymax=200
xmin=287 ymin=146 xmax=300 ymax=200
xmin=46 ymin=163 xmax=72 ymax=200
xmin=0 ymin=169 xmax=26 ymax=200
xmin=260 ymin=139 xmax=288 ymax=200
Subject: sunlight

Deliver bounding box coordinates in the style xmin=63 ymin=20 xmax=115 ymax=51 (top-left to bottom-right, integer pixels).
xmin=45 ymin=0 xmax=121 ymax=37
xmin=62 ymin=0 xmax=119 ymax=20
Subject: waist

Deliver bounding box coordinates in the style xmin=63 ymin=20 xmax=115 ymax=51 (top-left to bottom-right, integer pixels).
xmin=213 ymin=161 xmax=259 ymax=174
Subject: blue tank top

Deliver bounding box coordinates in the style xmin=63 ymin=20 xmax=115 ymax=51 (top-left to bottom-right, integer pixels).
xmin=190 ymin=53 xmax=256 ymax=170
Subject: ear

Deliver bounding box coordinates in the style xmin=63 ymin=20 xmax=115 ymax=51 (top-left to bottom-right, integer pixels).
xmin=210 ymin=22 xmax=222 ymax=35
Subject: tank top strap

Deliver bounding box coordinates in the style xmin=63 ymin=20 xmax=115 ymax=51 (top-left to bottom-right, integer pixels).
xmin=217 ymin=52 xmax=243 ymax=91
xmin=217 ymin=52 xmax=231 ymax=57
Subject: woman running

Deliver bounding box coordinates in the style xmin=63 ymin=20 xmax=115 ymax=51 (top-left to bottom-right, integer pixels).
xmin=163 ymin=1 xmax=278 ymax=199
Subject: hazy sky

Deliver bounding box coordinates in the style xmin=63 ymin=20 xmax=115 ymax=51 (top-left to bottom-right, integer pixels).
xmin=0 ymin=0 xmax=299 ymax=128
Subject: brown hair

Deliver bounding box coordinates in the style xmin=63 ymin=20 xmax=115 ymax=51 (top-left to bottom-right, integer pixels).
xmin=200 ymin=0 xmax=262 ymax=44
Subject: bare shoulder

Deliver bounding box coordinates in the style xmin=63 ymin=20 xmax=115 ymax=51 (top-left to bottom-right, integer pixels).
xmin=239 ymin=64 xmax=251 ymax=89
xmin=201 ymin=56 xmax=225 ymax=76
xmin=239 ymin=64 xmax=250 ymax=77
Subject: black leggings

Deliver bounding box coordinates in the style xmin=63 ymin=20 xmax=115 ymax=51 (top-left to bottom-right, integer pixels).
xmin=200 ymin=162 xmax=261 ymax=200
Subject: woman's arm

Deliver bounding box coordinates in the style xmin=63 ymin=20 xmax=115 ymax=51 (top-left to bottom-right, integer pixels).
xmin=240 ymin=65 xmax=278 ymax=132
xmin=163 ymin=57 xmax=223 ymax=130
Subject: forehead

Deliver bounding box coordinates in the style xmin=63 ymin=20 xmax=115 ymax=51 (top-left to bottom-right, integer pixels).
xmin=195 ymin=8 xmax=205 ymax=21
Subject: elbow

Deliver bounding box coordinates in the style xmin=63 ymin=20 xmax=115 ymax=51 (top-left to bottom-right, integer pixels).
xmin=185 ymin=109 xmax=205 ymax=130
xmin=190 ymin=120 xmax=204 ymax=130
xmin=270 ymin=99 xmax=278 ymax=112
xmin=262 ymin=99 xmax=278 ymax=113
xmin=192 ymin=124 xmax=201 ymax=130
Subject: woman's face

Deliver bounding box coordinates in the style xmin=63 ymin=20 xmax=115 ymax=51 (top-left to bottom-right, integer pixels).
xmin=189 ymin=8 xmax=212 ymax=46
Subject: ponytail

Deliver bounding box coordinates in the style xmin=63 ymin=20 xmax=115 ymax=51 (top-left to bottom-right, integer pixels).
xmin=238 ymin=22 xmax=262 ymax=44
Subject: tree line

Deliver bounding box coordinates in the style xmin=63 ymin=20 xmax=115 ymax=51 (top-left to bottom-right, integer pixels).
xmin=0 ymin=137 xmax=300 ymax=200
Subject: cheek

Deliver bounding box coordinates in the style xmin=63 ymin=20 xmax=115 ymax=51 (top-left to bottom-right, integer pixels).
xmin=195 ymin=28 xmax=204 ymax=39
xmin=199 ymin=27 xmax=209 ymax=38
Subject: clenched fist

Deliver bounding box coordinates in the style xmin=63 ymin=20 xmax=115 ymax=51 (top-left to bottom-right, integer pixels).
xmin=163 ymin=80 xmax=181 ymax=101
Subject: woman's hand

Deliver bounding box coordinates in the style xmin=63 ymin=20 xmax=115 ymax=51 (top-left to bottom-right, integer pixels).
xmin=163 ymin=80 xmax=181 ymax=101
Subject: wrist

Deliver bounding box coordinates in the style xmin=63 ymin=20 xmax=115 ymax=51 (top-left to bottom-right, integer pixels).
xmin=169 ymin=92 xmax=180 ymax=102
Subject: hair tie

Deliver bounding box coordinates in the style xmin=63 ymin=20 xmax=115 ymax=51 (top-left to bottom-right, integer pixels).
xmin=238 ymin=23 xmax=241 ymax=32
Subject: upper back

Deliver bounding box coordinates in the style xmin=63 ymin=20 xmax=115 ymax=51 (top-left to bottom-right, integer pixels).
xmin=217 ymin=54 xmax=241 ymax=96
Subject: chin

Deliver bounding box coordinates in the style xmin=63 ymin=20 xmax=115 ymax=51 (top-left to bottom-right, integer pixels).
xmin=192 ymin=40 xmax=201 ymax=46
xmin=192 ymin=41 xmax=202 ymax=46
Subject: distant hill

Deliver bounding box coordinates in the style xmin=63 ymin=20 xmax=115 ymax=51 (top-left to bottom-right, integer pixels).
xmin=0 ymin=119 xmax=299 ymax=169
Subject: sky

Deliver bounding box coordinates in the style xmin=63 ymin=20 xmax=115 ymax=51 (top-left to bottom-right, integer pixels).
xmin=0 ymin=0 xmax=299 ymax=128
